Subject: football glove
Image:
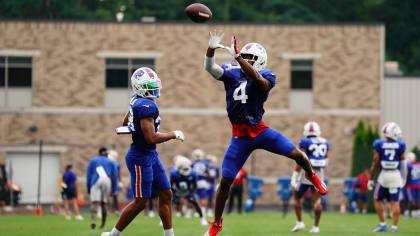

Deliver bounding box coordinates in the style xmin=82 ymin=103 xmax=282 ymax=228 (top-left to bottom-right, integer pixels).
xmin=208 ymin=30 xmax=225 ymax=49
xmin=225 ymin=35 xmax=241 ymax=58
xmin=368 ymin=180 xmax=375 ymax=191
xmin=173 ymin=130 xmax=185 ymax=142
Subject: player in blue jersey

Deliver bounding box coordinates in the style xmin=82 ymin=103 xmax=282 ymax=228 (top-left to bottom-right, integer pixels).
xmin=191 ymin=149 xmax=210 ymax=214
xmin=87 ymin=147 xmax=118 ymax=229
xmin=290 ymin=122 xmax=329 ymax=233
xmin=368 ymin=122 xmax=407 ymax=232
xmin=203 ymin=30 xmax=327 ymax=236
xmin=402 ymin=152 xmax=420 ymax=218
xmin=206 ymin=154 xmax=220 ymax=217
xmin=108 ymin=150 xmax=123 ymax=216
xmin=102 ymin=67 xmax=185 ymax=236
xmin=171 ymin=155 xmax=208 ymax=226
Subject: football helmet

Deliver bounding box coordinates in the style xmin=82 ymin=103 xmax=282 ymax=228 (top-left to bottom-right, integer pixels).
xmin=131 ymin=67 xmax=162 ymax=99
xmin=206 ymin=154 xmax=218 ymax=165
xmin=175 ymin=156 xmax=192 ymax=176
xmin=406 ymin=152 xmax=416 ymax=163
xmin=240 ymin=43 xmax=267 ymax=71
xmin=303 ymin=121 xmax=321 ymax=137
xmin=382 ymin=122 xmax=402 ymax=141
xmin=191 ymin=149 xmax=205 ymax=161
xmin=108 ymin=150 xmax=118 ymax=162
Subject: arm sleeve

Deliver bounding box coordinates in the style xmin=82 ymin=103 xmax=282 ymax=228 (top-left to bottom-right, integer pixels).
xmin=299 ymin=138 xmax=308 ymax=150
xmin=373 ymin=140 xmax=381 ymax=152
xmin=204 ymin=56 xmax=224 ymax=80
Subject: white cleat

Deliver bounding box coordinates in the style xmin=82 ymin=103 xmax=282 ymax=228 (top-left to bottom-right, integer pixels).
xmin=101 ymin=233 xmax=111 ymax=236
xmin=309 ymin=226 xmax=320 ymax=233
xmin=207 ymin=210 xmax=214 ymax=218
xmin=65 ymin=215 xmax=71 ymax=220
xmin=159 ymin=220 xmax=163 ymax=226
xmin=75 ymin=215 xmax=84 ymax=220
xmin=149 ymin=210 xmax=155 ymax=218
xmin=292 ymin=222 xmax=305 ymax=232
xmin=175 ymin=212 xmax=182 ymax=217
xmin=201 ymin=217 xmax=209 ymax=226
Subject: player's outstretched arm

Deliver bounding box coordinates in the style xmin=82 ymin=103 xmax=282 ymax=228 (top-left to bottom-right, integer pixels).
xmin=140 ymin=117 xmax=184 ymax=144
xmin=225 ymin=36 xmax=271 ymax=91
xmin=204 ymin=30 xmax=224 ymax=80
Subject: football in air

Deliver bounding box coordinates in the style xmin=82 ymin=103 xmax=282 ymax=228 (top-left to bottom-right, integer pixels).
xmin=185 ymin=3 xmax=212 ymax=23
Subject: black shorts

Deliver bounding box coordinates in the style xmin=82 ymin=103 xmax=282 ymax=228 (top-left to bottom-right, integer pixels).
xmin=62 ymin=188 xmax=76 ymax=199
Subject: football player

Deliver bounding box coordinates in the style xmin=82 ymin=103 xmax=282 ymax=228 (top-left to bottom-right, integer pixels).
xmin=290 ymin=122 xmax=329 ymax=233
xmin=206 ymin=155 xmax=220 ymax=217
xmin=171 ymin=155 xmax=208 ymax=226
xmin=191 ymin=149 xmax=210 ymax=215
xmin=203 ymin=31 xmax=327 ymax=236
xmin=101 ymin=67 xmax=185 ymax=236
xmin=368 ymin=122 xmax=406 ymax=233
xmin=403 ymin=152 xmax=420 ymax=218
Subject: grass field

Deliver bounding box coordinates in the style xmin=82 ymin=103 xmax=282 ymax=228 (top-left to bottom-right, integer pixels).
xmin=1 ymin=212 xmax=419 ymax=236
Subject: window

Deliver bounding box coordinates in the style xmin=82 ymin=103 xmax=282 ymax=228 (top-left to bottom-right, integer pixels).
xmin=289 ymin=60 xmax=314 ymax=111
xmin=0 ymin=56 xmax=32 ymax=107
xmin=105 ymin=58 xmax=155 ymax=108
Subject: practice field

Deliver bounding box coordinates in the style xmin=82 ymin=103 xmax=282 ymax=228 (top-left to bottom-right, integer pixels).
xmin=1 ymin=212 xmax=419 ymax=236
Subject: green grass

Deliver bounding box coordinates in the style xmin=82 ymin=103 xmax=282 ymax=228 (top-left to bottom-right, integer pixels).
xmin=0 ymin=212 xmax=419 ymax=236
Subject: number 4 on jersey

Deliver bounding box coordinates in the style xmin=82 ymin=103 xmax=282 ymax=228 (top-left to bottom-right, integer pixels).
xmin=233 ymin=81 xmax=248 ymax=104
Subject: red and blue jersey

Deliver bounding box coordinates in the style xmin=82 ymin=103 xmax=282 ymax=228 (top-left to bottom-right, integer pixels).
xmin=127 ymin=94 xmax=161 ymax=161
xmin=373 ymin=139 xmax=406 ymax=170
xmin=221 ymin=62 xmax=276 ymax=137
xmin=299 ymin=137 xmax=329 ymax=168
xmin=407 ymin=162 xmax=420 ymax=189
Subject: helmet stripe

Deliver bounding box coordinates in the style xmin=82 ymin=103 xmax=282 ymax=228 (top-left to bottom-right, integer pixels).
xmin=309 ymin=123 xmax=314 ymax=132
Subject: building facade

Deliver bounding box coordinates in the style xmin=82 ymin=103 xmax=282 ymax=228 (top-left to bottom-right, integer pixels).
xmin=0 ymin=21 xmax=383 ymax=205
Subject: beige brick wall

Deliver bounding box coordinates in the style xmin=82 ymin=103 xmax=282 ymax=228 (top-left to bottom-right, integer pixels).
xmin=0 ymin=21 xmax=382 ymax=205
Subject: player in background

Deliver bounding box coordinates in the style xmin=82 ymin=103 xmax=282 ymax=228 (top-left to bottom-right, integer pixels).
xmin=108 ymin=150 xmax=123 ymax=217
xmin=171 ymin=155 xmax=208 ymax=226
xmin=227 ymin=168 xmax=247 ymax=214
xmin=101 ymin=67 xmax=184 ymax=236
xmin=62 ymin=161 xmax=83 ymax=220
xmin=402 ymin=152 xmax=420 ymax=218
xmin=191 ymin=149 xmax=210 ymax=215
xmin=290 ymin=122 xmax=329 ymax=233
xmin=368 ymin=122 xmax=406 ymax=233
xmin=87 ymin=147 xmax=118 ymax=229
xmin=203 ymin=30 xmax=327 ymax=236
xmin=206 ymin=155 xmax=220 ymax=217
xmin=353 ymin=168 xmax=370 ymax=214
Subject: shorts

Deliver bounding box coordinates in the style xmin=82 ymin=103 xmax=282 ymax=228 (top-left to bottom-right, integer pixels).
xmin=402 ymin=188 xmax=420 ymax=203
xmin=197 ymin=188 xmax=208 ymax=199
xmin=296 ymin=183 xmax=316 ymax=194
xmin=207 ymin=184 xmax=216 ymax=200
xmin=374 ymin=183 xmax=400 ymax=202
xmin=90 ymin=178 xmax=111 ymax=203
xmin=62 ymin=188 xmax=76 ymax=200
xmin=222 ymin=128 xmax=295 ymax=179
xmin=126 ymin=154 xmax=170 ymax=199
xmin=356 ymin=192 xmax=369 ymax=203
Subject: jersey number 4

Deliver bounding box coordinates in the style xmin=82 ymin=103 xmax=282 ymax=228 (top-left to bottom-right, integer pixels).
xmin=233 ymin=81 xmax=248 ymax=104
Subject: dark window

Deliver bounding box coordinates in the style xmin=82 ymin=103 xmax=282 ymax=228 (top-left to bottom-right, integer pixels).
xmin=106 ymin=58 xmax=155 ymax=89
xmin=8 ymin=68 xmax=32 ymax=87
xmin=290 ymin=60 xmax=313 ymax=90
xmin=0 ymin=68 xmax=4 ymax=87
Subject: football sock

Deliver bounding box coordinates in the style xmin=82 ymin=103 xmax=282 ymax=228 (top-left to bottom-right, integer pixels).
xmin=110 ymin=227 xmax=121 ymax=236
xmin=164 ymin=228 xmax=174 ymax=236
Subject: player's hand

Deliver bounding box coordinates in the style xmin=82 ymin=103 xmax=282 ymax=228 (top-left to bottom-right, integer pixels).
xmin=208 ymin=30 xmax=225 ymax=49
xmin=368 ymin=180 xmax=375 ymax=190
xmin=224 ymin=35 xmax=241 ymax=58
xmin=173 ymin=130 xmax=185 ymax=142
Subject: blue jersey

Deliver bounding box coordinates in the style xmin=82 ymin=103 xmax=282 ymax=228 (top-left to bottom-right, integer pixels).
xmin=170 ymin=168 xmax=198 ymax=197
xmin=192 ymin=160 xmax=209 ymax=181
xmin=299 ymin=137 xmax=329 ymax=168
xmin=127 ymin=94 xmax=161 ymax=158
xmin=373 ymin=139 xmax=406 ymax=170
xmin=86 ymin=156 xmax=118 ymax=193
xmin=62 ymin=170 xmax=77 ymax=190
xmin=221 ymin=62 xmax=276 ymax=124
xmin=208 ymin=165 xmax=220 ymax=186
xmin=407 ymin=162 xmax=420 ymax=188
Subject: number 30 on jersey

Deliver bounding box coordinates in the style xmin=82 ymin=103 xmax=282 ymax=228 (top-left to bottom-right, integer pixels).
xmin=233 ymin=81 xmax=248 ymax=104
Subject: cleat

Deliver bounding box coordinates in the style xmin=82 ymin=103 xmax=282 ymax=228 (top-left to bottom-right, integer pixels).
xmin=91 ymin=223 xmax=96 ymax=229
xmin=204 ymin=218 xmax=223 ymax=236
xmin=201 ymin=217 xmax=209 ymax=226
xmin=75 ymin=215 xmax=84 ymax=220
xmin=390 ymin=227 xmax=398 ymax=233
xmin=65 ymin=215 xmax=71 ymax=220
xmin=373 ymin=224 xmax=387 ymax=232
xmin=101 ymin=233 xmax=111 ymax=236
xmin=292 ymin=222 xmax=305 ymax=232
xmin=309 ymin=226 xmax=320 ymax=233
xmin=306 ymin=172 xmax=327 ymax=195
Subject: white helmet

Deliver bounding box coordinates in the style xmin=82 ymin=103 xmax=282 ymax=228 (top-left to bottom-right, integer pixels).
xmin=108 ymin=150 xmax=118 ymax=162
xmin=382 ymin=122 xmax=402 ymax=141
xmin=206 ymin=154 xmax=218 ymax=165
xmin=131 ymin=67 xmax=162 ymax=99
xmin=191 ymin=149 xmax=205 ymax=161
xmin=240 ymin=43 xmax=267 ymax=71
xmin=407 ymin=152 xmax=416 ymax=163
xmin=175 ymin=156 xmax=192 ymax=176
xmin=303 ymin=121 xmax=321 ymax=137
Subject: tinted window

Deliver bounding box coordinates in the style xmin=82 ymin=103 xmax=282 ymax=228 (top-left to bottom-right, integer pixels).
xmin=106 ymin=69 xmax=129 ymax=88
xmin=8 ymin=67 xmax=32 ymax=87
